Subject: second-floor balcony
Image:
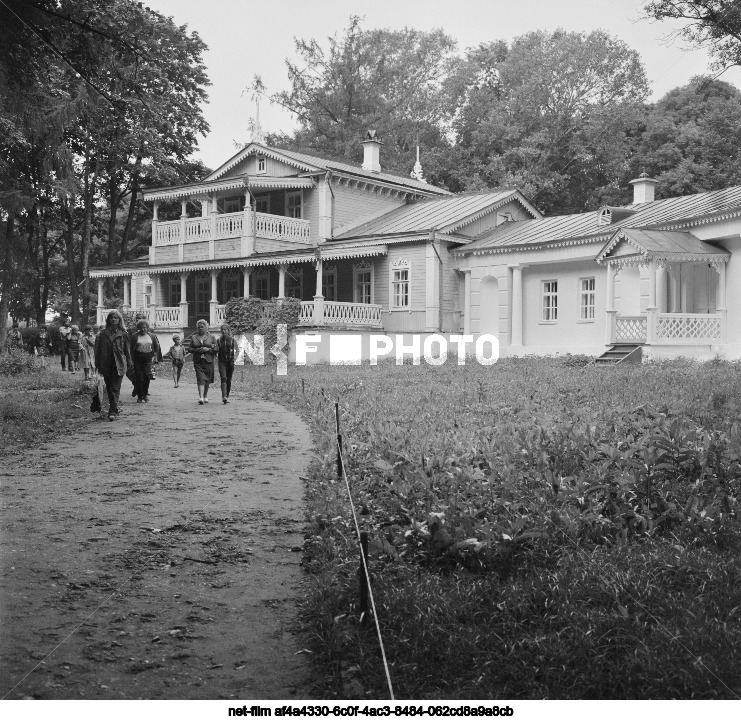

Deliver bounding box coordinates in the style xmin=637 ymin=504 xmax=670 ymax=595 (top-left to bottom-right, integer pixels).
xmin=153 ymin=210 xmax=311 ymax=247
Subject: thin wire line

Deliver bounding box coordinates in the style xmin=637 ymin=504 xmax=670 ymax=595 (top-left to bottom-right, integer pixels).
xmin=335 ymin=414 xmax=395 ymax=700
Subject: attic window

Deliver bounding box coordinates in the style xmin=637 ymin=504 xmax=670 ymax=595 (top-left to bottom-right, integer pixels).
xmin=256 ymin=155 xmax=266 ymax=174
xmin=497 ymin=211 xmax=514 ymax=224
xmin=598 ymin=208 xmax=612 ymax=226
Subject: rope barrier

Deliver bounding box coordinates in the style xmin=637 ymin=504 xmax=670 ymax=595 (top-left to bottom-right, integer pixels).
xmin=334 ymin=401 xmax=395 ymax=700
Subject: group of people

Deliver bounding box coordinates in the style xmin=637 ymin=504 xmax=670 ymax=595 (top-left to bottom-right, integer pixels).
xmin=95 ymin=311 xmax=238 ymax=421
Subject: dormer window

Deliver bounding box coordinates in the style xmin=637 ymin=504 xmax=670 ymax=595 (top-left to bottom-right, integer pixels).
xmin=497 ymin=211 xmax=514 ymax=224
xmin=256 ymin=155 xmax=266 ymax=174
xmin=598 ymin=208 xmax=612 ymax=226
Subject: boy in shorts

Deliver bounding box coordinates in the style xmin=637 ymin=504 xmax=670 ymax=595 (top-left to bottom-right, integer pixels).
xmin=168 ymin=335 xmax=185 ymax=387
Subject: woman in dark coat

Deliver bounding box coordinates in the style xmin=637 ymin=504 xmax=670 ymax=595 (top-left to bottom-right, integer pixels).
xmin=189 ymin=319 xmax=217 ymax=404
xmin=94 ymin=310 xmax=132 ymax=421
xmin=216 ymin=323 xmax=238 ymax=404
xmin=131 ymin=319 xmax=161 ymax=403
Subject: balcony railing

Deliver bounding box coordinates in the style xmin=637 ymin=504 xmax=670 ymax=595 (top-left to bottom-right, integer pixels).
xmin=615 ymin=316 xmax=647 ymax=342
xmin=154 ymin=210 xmax=310 ymax=246
xmin=299 ymin=300 xmax=383 ymax=328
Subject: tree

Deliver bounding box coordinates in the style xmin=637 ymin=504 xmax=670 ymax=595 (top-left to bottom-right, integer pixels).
xmin=256 ymin=17 xmax=461 ymax=184
xmin=644 ymin=1 xmax=741 ymax=71
xmin=451 ymin=30 xmax=650 ymax=214
xmin=0 ymin=0 xmax=211 ymax=325
xmin=632 ymin=76 xmax=741 ymax=196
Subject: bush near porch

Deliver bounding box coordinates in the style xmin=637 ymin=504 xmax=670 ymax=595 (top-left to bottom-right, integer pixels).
xmin=235 ymin=358 xmax=741 ymax=699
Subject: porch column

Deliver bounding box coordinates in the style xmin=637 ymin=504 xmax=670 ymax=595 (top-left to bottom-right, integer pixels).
xmin=241 ymin=190 xmax=255 ymax=256
xmin=462 ymin=269 xmax=472 ymax=335
xmin=510 ymin=265 xmax=523 ymax=349
xmin=149 ymin=275 xmax=158 ymax=328
xmin=130 ymin=276 xmax=137 ymax=313
xmin=179 ymin=272 xmax=189 ymax=328
xmin=278 ymin=265 xmax=286 ymax=300
xmin=180 ymin=199 xmax=187 ymax=244
xmin=243 ymin=267 xmax=251 ymax=298
xmin=209 ymin=194 xmax=217 ymax=258
xmin=605 ymin=263 xmax=616 ymax=345
xmin=716 ymin=261 xmax=727 ymax=343
xmin=121 ymin=275 xmax=130 ymax=310
xmin=646 ymin=259 xmax=657 ymax=344
xmin=152 ymin=200 xmax=159 ymax=249
xmin=656 ymin=264 xmax=668 ymax=313
xmin=96 ymin=279 xmax=105 ymax=326
xmin=209 ymin=269 xmax=219 ymax=327
xmin=314 ymin=258 xmax=325 ymax=325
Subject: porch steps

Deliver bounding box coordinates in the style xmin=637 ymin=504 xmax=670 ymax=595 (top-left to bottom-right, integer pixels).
xmin=594 ymin=343 xmax=643 ymax=365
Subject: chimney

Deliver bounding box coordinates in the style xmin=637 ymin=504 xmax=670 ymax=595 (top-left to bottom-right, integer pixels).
xmin=629 ymin=172 xmax=658 ymax=204
xmin=361 ymin=129 xmax=382 ymax=173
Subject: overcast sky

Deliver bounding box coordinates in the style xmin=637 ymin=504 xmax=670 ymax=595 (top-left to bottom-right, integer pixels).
xmin=143 ymin=0 xmax=741 ymax=170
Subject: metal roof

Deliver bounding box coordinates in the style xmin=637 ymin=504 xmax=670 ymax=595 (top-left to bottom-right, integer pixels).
xmin=461 ymin=185 xmax=741 ymax=254
xmin=334 ymin=191 xmax=526 ymax=239
xmin=203 ymin=142 xmax=450 ymax=196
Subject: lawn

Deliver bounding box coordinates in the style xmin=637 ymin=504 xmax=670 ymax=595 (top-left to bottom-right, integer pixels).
xmin=231 ymin=357 xmax=741 ymax=700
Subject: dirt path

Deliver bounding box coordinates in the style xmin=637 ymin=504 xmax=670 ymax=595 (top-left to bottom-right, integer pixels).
xmin=0 ymin=371 xmax=316 ymax=700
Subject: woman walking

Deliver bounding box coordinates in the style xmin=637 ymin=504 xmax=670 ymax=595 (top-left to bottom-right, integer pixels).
xmin=216 ymin=323 xmax=238 ymax=404
xmin=67 ymin=325 xmax=81 ymax=373
xmin=131 ymin=319 xmax=161 ymax=403
xmin=94 ymin=311 xmax=132 ymax=421
xmin=189 ymin=319 xmax=216 ymax=404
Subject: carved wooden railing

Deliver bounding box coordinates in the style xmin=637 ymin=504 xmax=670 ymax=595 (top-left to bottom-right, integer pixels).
xmin=614 ymin=316 xmax=647 ymax=342
xmin=655 ymin=313 xmax=722 ymax=343
xmin=154 ymin=211 xmax=311 ymax=246
xmin=254 ymin=212 xmax=311 ymax=243
xmin=155 ymin=307 xmax=182 ymax=327
xmin=297 ymin=300 xmax=382 ymax=327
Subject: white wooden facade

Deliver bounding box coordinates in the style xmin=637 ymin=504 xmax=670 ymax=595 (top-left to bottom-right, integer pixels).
xmin=90 ymin=141 xmax=741 ymax=360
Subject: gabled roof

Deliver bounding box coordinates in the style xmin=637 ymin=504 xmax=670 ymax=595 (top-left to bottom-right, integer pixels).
xmin=333 ymin=190 xmax=540 ymax=241
xmin=205 ymin=142 xmax=450 ymax=196
xmin=596 ymin=228 xmax=730 ymax=266
xmin=459 ymin=185 xmax=741 ymax=255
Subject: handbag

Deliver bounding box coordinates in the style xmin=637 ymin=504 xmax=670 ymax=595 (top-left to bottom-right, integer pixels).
xmin=90 ymin=389 xmax=101 ymax=413
xmin=149 ymin=366 xmax=156 ymax=380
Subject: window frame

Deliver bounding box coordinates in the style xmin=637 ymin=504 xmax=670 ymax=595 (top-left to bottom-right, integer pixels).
xmin=285 ymin=267 xmax=303 ymax=299
xmin=195 ymin=277 xmax=210 ymax=317
xmin=222 ymin=273 xmax=240 ymax=303
xmin=256 ymin=155 xmax=266 ymax=175
xmin=390 ymin=259 xmax=411 ymax=310
xmin=254 ymin=194 xmax=270 ymax=214
xmin=169 ymin=278 xmax=181 ymax=307
xmin=285 ymin=191 xmax=303 ymax=219
xmin=322 ymin=266 xmax=337 ymax=301
xmin=253 ymin=271 xmax=270 ymax=301
xmin=353 ymin=263 xmax=374 ymax=304
xmin=578 ymin=277 xmax=596 ymax=322
xmin=541 ymin=279 xmax=558 ymax=323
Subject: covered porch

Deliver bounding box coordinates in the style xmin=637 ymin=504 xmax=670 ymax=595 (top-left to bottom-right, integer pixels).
xmin=91 ymin=246 xmax=386 ymax=332
xmin=598 ymin=228 xmax=730 ymax=351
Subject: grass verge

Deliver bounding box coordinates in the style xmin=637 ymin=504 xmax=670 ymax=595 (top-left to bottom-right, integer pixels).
xmin=228 ymin=358 xmax=741 ymax=700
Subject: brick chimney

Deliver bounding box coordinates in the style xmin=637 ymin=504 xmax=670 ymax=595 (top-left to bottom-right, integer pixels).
xmin=629 ymin=172 xmax=658 ymax=204
xmin=361 ymin=129 xmax=382 ymax=173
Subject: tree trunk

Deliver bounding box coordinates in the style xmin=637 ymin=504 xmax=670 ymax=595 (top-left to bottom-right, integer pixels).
xmin=65 ymin=198 xmax=80 ymax=325
xmin=119 ymin=171 xmax=139 ymax=263
xmin=81 ymin=141 xmax=97 ymax=321
xmin=0 ymin=215 xmax=14 ymax=352
xmin=107 ymin=174 xmax=119 ymax=297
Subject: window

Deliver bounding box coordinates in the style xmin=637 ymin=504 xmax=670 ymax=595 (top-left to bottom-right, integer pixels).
xmin=253 ymin=272 xmax=269 ymax=300
xmin=286 ymin=191 xmax=302 ymax=219
xmin=542 ymin=280 xmax=558 ymax=322
xmin=285 ymin=268 xmax=303 ymax=298
xmin=169 ymin=278 xmax=181 ymax=306
xmin=579 ymin=277 xmax=595 ymax=321
xmin=254 ymin=195 xmax=270 ymax=214
xmin=223 ymin=274 xmax=240 ymax=302
xmin=322 ymin=267 xmax=336 ymax=301
xmin=144 ymin=283 xmax=152 ymax=308
xmin=391 ymin=260 xmax=410 ymax=309
xmin=223 ymin=197 xmax=241 ymax=214
xmin=195 ymin=278 xmax=210 ymax=317
xmin=354 ymin=264 xmax=373 ymax=304
xmin=256 ymin=155 xmax=266 ymax=174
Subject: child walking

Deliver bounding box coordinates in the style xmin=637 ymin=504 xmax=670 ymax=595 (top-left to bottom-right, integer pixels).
xmin=35 ymin=325 xmax=53 ymax=367
xmin=168 ymin=335 xmax=185 ymax=387
xmin=81 ymin=325 xmax=96 ymax=379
